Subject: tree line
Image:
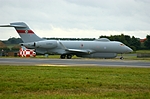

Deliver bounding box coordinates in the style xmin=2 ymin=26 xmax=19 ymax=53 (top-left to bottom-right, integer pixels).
xmin=99 ymin=34 xmax=150 ymax=50
xmin=1 ymin=34 xmax=150 ymax=51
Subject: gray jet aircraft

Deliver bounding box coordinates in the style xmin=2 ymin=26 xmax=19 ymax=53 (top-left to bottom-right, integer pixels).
xmin=0 ymin=22 xmax=133 ymax=59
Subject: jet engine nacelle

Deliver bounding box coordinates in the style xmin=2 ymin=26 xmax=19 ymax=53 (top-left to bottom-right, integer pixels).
xmin=34 ymin=40 xmax=57 ymax=48
xmin=21 ymin=40 xmax=58 ymax=49
xmin=76 ymin=53 xmax=117 ymax=58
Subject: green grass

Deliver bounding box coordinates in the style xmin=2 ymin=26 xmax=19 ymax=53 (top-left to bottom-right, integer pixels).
xmin=136 ymin=50 xmax=150 ymax=53
xmin=0 ymin=66 xmax=150 ymax=99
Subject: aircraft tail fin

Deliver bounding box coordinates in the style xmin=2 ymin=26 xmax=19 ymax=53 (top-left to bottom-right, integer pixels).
xmin=0 ymin=22 xmax=42 ymax=43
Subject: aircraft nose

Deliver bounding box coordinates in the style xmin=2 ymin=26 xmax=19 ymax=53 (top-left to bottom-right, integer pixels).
xmin=126 ymin=46 xmax=133 ymax=53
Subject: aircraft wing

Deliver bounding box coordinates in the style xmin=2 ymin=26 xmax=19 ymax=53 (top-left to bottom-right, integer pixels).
xmin=66 ymin=48 xmax=92 ymax=54
xmin=59 ymin=41 xmax=92 ymax=54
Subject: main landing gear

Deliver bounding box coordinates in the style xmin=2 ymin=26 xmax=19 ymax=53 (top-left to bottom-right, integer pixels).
xmin=60 ymin=54 xmax=72 ymax=59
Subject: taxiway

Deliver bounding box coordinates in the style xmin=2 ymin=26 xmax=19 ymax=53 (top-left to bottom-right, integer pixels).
xmin=0 ymin=58 xmax=150 ymax=68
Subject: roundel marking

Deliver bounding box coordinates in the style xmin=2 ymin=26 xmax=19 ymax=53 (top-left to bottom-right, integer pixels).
xmin=25 ymin=30 xmax=28 ymax=34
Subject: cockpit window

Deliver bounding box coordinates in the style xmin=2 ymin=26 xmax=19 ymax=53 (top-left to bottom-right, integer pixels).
xmin=120 ymin=43 xmax=125 ymax=46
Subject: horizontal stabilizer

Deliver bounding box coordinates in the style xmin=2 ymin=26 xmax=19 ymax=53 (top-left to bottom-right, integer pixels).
xmin=0 ymin=24 xmax=26 ymax=28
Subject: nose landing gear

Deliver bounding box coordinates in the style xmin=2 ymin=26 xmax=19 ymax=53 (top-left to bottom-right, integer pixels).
xmin=120 ymin=54 xmax=124 ymax=60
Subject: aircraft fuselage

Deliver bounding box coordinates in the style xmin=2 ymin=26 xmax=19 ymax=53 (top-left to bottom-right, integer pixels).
xmin=21 ymin=39 xmax=132 ymax=58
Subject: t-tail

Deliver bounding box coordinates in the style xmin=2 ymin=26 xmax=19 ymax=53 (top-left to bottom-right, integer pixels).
xmin=0 ymin=22 xmax=42 ymax=43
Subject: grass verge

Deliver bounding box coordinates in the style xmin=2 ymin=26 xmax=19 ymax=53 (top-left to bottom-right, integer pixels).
xmin=0 ymin=66 xmax=150 ymax=99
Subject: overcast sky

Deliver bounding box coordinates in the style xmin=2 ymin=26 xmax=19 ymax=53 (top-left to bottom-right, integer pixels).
xmin=0 ymin=0 xmax=150 ymax=40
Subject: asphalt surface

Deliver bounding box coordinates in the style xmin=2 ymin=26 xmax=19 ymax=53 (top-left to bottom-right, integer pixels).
xmin=0 ymin=58 xmax=150 ymax=68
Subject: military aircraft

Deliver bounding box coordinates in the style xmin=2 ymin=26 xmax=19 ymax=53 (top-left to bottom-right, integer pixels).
xmin=0 ymin=22 xmax=133 ymax=59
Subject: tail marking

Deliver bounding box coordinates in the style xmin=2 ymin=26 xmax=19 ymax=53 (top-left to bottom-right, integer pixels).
xmin=16 ymin=30 xmax=34 ymax=34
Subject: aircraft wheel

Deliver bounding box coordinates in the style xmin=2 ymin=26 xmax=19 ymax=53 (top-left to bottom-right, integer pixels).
xmin=120 ymin=57 xmax=124 ymax=60
xmin=67 ymin=55 xmax=72 ymax=59
xmin=60 ymin=54 xmax=66 ymax=59
xmin=120 ymin=54 xmax=124 ymax=60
